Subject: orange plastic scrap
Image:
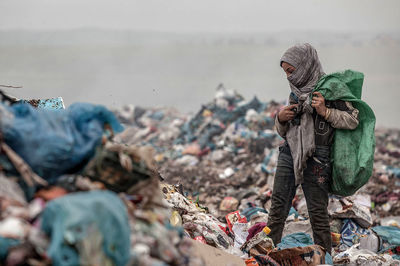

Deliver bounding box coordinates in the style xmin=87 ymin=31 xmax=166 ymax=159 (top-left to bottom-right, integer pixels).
xmin=244 ymin=258 xmax=259 ymax=266
xmin=331 ymin=232 xmax=341 ymax=246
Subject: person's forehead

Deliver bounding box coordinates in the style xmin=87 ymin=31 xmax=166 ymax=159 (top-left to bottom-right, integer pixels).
xmin=282 ymin=62 xmax=294 ymax=69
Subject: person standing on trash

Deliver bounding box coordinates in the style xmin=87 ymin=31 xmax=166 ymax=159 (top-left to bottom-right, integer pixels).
xmin=267 ymin=43 xmax=360 ymax=254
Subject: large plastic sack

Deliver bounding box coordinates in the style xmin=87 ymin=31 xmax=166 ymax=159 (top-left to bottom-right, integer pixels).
xmin=314 ymin=70 xmax=376 ymax=196
xmin=0 ymin=102 xmax=123 ymax=181
xmin=40 ymin=190 xmax=130 ymax=266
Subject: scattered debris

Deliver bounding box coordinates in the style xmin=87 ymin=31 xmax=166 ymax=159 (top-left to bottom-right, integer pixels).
xmin=1 ymin=87 xmax=400 ymax=265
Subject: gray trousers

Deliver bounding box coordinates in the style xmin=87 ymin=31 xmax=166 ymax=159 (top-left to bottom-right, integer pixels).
xmin=266 ymin=142 xmax=332 ymax=254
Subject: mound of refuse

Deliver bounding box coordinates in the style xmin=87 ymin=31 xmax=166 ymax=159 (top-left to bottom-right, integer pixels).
xmin=1 ymin=86 xmax=400 ymax=265
xmin=114 ymin=85 xmax=400 ymax=265
xmin=0 ymin=95 xmax=199 ymax=265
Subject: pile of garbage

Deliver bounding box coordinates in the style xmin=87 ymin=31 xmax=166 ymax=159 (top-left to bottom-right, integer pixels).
xmin=0 ymin=94 xmax=203 ymax=265
xmin=115 ymin=85 xmax=282 ymax=219
xmin=1 ymin=85 xmax=400 ymax=265
xmin=113 ymin=86 xmax=400 ymax=265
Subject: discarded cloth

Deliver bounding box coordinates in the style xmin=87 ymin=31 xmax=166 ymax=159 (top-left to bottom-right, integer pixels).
xmin=245 ymin=255 xmax=280 ymax=266
xmin=277 ymin=233 xmax=333 ymax=265
xmin=277 ymin=232 xmax=313 ymax=249
xmin=340 ymin=219 xmax=370 ymax=248
xmin=247 ymin=223 xmax=267 ymax=241
xmin=40 ymin=190 xmax=130 ymax=266
xmin=269 ymin=245 xmax=326 ymax=266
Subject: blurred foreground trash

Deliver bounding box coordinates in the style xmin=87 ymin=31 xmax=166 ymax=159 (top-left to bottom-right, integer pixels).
xmin=23 ymin=97 xmax=65 ymax=110
xmin=40 ymin=190 xmax=130 ymax=266
xmin=0 ymin=102 xmax=123 ymax=182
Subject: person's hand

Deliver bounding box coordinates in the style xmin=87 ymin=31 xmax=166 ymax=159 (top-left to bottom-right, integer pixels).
xmin=278 ymin=104 xmax=298 ymax=123
xmin=312 ymin=92 xmax=327 ymax=117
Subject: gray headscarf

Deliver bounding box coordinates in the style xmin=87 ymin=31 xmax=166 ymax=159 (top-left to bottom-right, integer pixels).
xmin=280 ymin=43 xmax=325 ymax=184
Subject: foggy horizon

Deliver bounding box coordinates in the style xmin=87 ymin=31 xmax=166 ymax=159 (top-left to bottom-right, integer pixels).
xmin=1 ymin=0 xmax=399 ymax=33
xmin=0 ymin=0 xmax=399 ymax=128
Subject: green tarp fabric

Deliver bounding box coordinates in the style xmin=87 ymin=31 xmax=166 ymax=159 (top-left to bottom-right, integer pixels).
xmin=313 ymin=70 xmax=376 ymax=196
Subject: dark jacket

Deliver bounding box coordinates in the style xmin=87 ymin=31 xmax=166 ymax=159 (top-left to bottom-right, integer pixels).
xmin=275 ymin=92 xmax=359 ymax=146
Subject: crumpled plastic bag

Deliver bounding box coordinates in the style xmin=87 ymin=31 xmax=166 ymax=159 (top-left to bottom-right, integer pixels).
xmin=334 ymin=243 xmax=400 ymax=265
xmin=40 ymin=190 xmax=130 ymax=266
xmin=0 ymin=102 xmax=123 ymax=181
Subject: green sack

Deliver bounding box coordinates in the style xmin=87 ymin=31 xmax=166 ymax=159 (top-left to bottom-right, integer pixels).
xmin=313 ymin=70 xmax=376 ymax=196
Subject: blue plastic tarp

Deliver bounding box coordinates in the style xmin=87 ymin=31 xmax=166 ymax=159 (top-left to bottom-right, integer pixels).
xmin=0 ymin=102 xmax=123 ymax=181
xmin=372 ymin=226 xmax=400 ymax=246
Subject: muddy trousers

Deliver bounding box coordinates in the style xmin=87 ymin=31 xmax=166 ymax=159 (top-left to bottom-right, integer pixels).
xmin=266 ymin=143 xmax=332 ymax=254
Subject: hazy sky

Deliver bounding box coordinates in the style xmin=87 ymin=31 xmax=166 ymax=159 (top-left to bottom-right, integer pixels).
xmin=0 ymin=0 xmax=399 ymax=33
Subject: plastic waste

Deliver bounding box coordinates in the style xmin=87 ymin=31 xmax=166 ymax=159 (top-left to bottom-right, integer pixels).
xmin=22 ymin=97 xmax=65 ymax=110
xmin=359 ymin=231 xmax=381 ymax=253
xmin=170 ymin=211 xmax=183 ymax=227
xmin=0 ymin=237 xmax=20 ymax=260
xmin=0 ymin=102 xmax=123 ymax=181
xmin=328 ymin=196 xmax=372 ymax=228
xmin=371 ymin=226 xmax=400 ymax=246
xmin=340 ymin=219 xmax=371 ymax=248
xmin=333 ymin=243 xmax=400 ymax=265
xmin=40 ymin=190 xmax=130 ymax=266
xmin=219 ymin=167 xmax=235 ymax=179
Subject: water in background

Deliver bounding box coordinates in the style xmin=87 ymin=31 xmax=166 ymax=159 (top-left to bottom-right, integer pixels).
xmin=0 ymin=30 xmax=399 ymax=128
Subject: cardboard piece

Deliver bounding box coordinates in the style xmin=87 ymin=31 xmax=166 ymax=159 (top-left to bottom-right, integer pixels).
xmin=190 ymin=239 xmax=245 ymax=266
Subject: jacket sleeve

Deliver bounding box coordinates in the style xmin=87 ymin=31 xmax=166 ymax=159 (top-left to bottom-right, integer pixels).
xmin=274 ymin=93 xmax=297 ymax=137
xmin=275 ymin=114 xmax=289 ymax=138
xmin=326 ymin=101 xmax=359 ymax=130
